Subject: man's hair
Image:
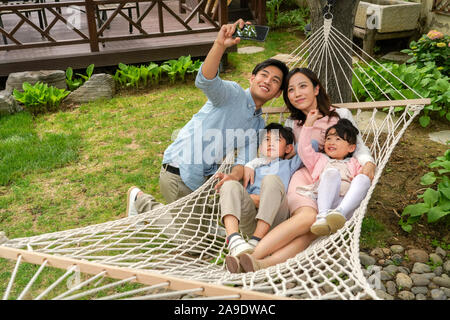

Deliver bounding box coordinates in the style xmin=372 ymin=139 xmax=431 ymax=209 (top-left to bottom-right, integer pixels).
xmin=263 ymin=123 xmax=295 ymax=145
xmin=325 ymin=118 xmax=359 ymax=146
xmin=252 ymin=59 xmax=289 ymax=90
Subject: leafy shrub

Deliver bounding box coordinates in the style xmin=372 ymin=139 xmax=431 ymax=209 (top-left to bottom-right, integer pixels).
xmin=401 ymin=30 xmax=449 ymax=77
xmin=66 ymin=64 xmax=95 ymax=91
xmin=352 ymin=61 xmax=450 ymax=127
xmin=399 ymin=149 xmax=450 ymax=232
xmin=266 ymin=0 xmax=310 ymax=31
xmin=13 ymin=82 xmax=70 ymax=115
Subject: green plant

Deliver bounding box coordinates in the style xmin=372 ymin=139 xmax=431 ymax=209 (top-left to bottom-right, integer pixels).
xmin=66 ymin=64 xmax=95 ymax=91
xmin=399 ymin=149 xmax=450 ymax=232
xmin=352 ymin=61 xmax=450 ymax=127
xmin=401 ymin=30 xmax=449 ymax=77
xmin=13 ymin=82 xmax=70 ymax=115
xmin=161 ymin=55 xmax=194 ymax=83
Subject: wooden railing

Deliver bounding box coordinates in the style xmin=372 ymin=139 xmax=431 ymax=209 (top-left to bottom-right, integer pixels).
xmin=0 ymin=0 xmax=229 ymax=51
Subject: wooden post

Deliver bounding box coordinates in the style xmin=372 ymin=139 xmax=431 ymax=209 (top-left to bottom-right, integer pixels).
xmin=85 ymin=0 xmax=99 ymax=52
xmin=218 ymin=0 xmax=227 ymax=26
xmin=257 ymin=0 xmax=266 ymax=25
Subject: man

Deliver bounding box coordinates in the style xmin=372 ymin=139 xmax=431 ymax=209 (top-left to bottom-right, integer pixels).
xmin=126 ymin=19 xmax=289 ymax=216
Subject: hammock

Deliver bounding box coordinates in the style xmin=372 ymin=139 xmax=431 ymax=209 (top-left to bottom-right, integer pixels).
xmin=0 ymin=17 xmax=430 ymax=300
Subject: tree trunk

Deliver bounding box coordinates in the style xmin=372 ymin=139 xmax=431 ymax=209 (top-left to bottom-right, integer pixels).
xmin=306 ymin=0 xmax=360 ymax=103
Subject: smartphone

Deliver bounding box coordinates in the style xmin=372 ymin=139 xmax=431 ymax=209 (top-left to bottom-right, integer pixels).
xmin=232 ymin=25 xmax=270 ymax=42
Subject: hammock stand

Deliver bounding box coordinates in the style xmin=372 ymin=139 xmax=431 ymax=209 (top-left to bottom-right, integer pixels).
xmin=0 ymin=15 xmax=430 ymax=300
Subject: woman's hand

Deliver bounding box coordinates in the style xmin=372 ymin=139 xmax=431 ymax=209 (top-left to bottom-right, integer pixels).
xmin=243 ymin=167 xmax=255 ymax=189
xmin=361 ymin=162 xmax=376 ymax=181
xmin=304 ymin=109 xmax=322 ymax=127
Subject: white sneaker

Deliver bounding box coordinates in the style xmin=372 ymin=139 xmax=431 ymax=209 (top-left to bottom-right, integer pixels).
xmin=326 ymin=210 xmax=346 ymax=234
xmin=228 ymin=236 xmax=255 ymax=257
xmin=310 ymin=217 xmax=330 ymax=236
xmin=248 ymin=238 xmax=259 ymax=248
xmin=126 ymin=186 xmax=141 ymax=217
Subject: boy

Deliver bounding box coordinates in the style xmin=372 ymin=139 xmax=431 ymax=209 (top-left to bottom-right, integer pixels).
xmin=126 ymin=19 xmax=289 ymax=216
xmin=220 ymin=123 xmax=311 ymax=273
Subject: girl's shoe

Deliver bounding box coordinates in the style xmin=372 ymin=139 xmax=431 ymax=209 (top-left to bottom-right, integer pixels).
xmin=228 ymin=236 xmax=254 ymax=257
xmin=225 ymin=255 xmax=242 ymax=273
xmin=126 ymin=186 xmax=141 ymax=217
xmin=326 ymin=210 xmax=346 ymax=233
xmin=310 ymin=218 xmax=330 ymax=236
xmin=239 ymin=253 xmax=263 ymax=273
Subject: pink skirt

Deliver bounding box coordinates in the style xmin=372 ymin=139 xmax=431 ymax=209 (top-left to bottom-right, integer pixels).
xmin=287 ymin=168 xmax=318 ymax=214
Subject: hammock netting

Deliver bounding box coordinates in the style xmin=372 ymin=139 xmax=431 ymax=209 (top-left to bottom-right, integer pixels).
xmin=0 ymin=17 xmax=427 ymax=300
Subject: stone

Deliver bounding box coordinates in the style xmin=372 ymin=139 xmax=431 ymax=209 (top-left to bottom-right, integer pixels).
xmin=355 ymin=111 xmax=399 ymax=135
xmin=431 ymin=289 xmax=446 ymax=300
xmin=432 ymin=276 xmax=450 ymax=288
xmin=384 ymin=265 xmax=398 ymax=276
xmin=435 ymin=247 xmax=446 ymax=258
xmin=370 ymin=248 xmax=385 ymax=259
xmin=396 ymin=273 xmax=413 ymax=289
xmin=375 ymin=289 xmax=394 ymax=300
xmin=398 ymin=291 xmax=415 ymax=300
xmin=442 ymin=287 xmax=450 ymax=298
xmin=429 ymin=253 xmax=443 ymax=266
xmin=237 ymin=46 xmax=265 ymax=54
xmin=444 ymin=260 xmax=450 ymax=273
xmin=380 ymin=271 xmax=393 ymax=281
xmin=391 ymin=254 xmax=403 ymax=265
xmin=412 ymin=262 xmax=432 ymax=274
xmin=5 ymin=70 xmax=67 ymax=94
xmin=415 ymin=293 xmax=427 ymax=300
xmin=386 ymin=281 xmax=397 ymax=296
xmin=390 ymin=245 xmax=404 ymax=254
xmin=0 ymin=231 xmax=8 ymax=245
xmin=407 ymin=249 xmax=429 ymax=263
xmin=382 ymin=248 xmax=391 ymax=256
xmin=65 ymin=74 xmax=115 ymax=105
xmin=434 ymin=266 xmax=443 ymax=276
xmin=428 ymin=131 xmax=450 ymax=146
xmin=0 ymin=90 xmax=21 ymax=115
xmin=360 ymin=252 xmax=376 ymax=267
xmin=411 ymin=286 xmax=429 ymax=295
xmin=397 ymin=266 xmax=410 ymax=275
xmin=428 ymin=282 xmax=439 ymax=290
xmin=383 ymin=259 xmax=394 ymax=267
xmin=380 ymin=51 xmax=411 ymax=64
xmin=410 ymin=273 xmax=431 ymax=286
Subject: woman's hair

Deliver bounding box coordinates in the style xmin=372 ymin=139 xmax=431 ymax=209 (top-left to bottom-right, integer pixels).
xmin=283 ymin=68 xmax=339 ymax=125
xmin=325 ymin=119 xmax=359 ymax=157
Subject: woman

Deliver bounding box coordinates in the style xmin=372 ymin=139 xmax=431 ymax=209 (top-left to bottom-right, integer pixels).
xmin=239 ymin=68 xmax=376 ymax=272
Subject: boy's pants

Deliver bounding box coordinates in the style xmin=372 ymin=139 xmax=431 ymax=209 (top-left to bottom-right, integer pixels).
xmin=219 ymin=175 xmax=290 ymax=237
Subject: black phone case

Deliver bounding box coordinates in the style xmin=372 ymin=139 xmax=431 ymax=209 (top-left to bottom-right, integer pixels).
xmin=232 ymin=25 xmax=270 ymax=42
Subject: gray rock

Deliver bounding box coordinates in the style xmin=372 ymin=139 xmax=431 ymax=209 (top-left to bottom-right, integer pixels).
xmin=386 ymin=281 xmax=397 ymax=296
xmin=432 ymin=276 xmax=450 ymax=288
xmin=410 ymin=273 xmax=431 ymax=286
xmin=384 ymin=259 xmax=394 ymax=267
xmin=381 ymin=51 xmax=411 ymax=64
xmin=380 ymin=270 xmax=393 ymax=281
xmin=375 ymin=289 xmax=394 ymax=300
xmin=390 ymin=245 xmax=404 ymax=254
xmin=434 ymin=266 xmax=443 ymax=276
xmin=5 ymin=70 xmax=67 ymax=94
xmin=422 ymin=272 xmax=439 ymax=280
xmin=442 ymin=287 xmax=450 ymax=298
xmin=411 ymin=286 xmax=429 ymax=295
xmin=360 ymin=252 xmax=376 ymax=267
xmin=428 ymin=282 xmax=439 ymax=290
xmin=431 ymin=289 xmax=446 ymax=300
xmin=435 ymin=247 xmax=446 ymax=258
xmin=65 ymin=74 xmax=115 ymax=105
xmin=428 ymin=131 xmax=450 ymax=146
xmin=444 ymin=260 xmax=450 ymax=273
xmin=237 ymin=46 xmax=265 ymax=54
xmin=407 ymin=249 xmax=429 ymax=263
xmin=412 ymin=262 xmax=431 ymax=274
xmin=415 ymin=293 xmax=427 ymax=300
xmin=391 ymin=254 xmax=403 ymax=265
xmin=0 ymin=90 xmax=21 ymax=115
xmin=396 ymin=273 xmax=413 ymax=289
xmin=398 ymin=266 xmax=410 ymax=275
xmin=398 ymin=290 xmax=415 ymax=300
xmin=429 ymin=253 xmax=443 ymax=266
xmin=384 ymin=265 xmax=398 ymax=276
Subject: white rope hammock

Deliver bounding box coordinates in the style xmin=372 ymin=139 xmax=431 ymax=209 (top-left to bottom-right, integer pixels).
xmin=0 ymin=17 xmax=429 ymax=300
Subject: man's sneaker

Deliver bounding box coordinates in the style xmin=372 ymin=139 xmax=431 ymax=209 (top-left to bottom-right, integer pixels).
xmin=310 ymin=217 xmax=330 ymax=236
xmin=228 ymin=236 xmax=255 ymax=257
xmin=326 ymin=210 xmax=346 ymax=234
xmin=225 ymin=255 xmax=242 ymax=273
xmin=126 ymin=186 xmax=141 ymax=217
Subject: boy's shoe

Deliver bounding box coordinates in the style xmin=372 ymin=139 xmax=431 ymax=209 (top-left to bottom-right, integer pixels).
xmin=310 ymin=218 xmax=331 ymax=236
xmin=239 ymin=253 xmax=262 ymax=273
xmin=326 ymin=210 xmax=346 ymax=234
xmin=248 ymin=238 xmax=259 ymax=248
xmin=228 ymin=236 xmax=255 ymax=257
xmin=126 ymin=186 xmax=141 ymax=217
xmin=225 ymin=255 xmax=242 ymax=273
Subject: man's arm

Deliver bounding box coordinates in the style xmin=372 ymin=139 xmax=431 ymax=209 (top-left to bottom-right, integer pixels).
xmin=202 ymin=19 xmax=247 ymax=80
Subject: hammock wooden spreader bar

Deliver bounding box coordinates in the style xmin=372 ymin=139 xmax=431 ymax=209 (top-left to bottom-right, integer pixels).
xmin=0 ymin=246 xmax=288 ymax=300
xmin=262 ymin=98 xmax=431 ymax=114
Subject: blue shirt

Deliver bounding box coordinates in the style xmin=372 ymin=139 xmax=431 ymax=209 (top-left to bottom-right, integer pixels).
xmin=162 ymin=64 xmax=266 ymax=191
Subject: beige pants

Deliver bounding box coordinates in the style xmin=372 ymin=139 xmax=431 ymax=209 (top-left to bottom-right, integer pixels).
xmin=219 ymin=175 xmax=290 ymax=237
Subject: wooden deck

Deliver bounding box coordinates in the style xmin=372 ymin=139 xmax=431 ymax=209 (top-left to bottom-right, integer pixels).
xmin=0 ymin=0 xmax=246 ymax=76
